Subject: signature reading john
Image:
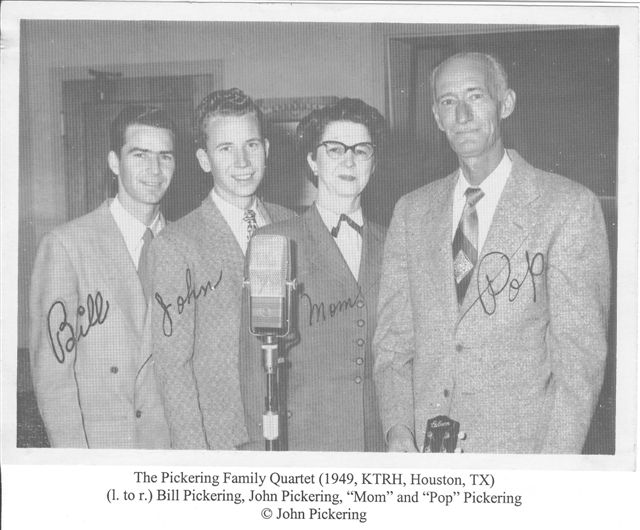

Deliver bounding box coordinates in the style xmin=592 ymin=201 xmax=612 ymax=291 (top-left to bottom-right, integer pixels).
xmin=154 ymin=266 xmax=223 ymax=337
xmin=46 ymin=291 xmax=110 ymax=363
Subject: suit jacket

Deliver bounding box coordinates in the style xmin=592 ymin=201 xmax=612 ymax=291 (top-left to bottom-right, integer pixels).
xmin=145 ymin=196 xmax=293 ymax=449
xmin=29 ymin=200 xmax=170 ymax=448
xmin=373 ymin=150 xmax=610 ymax=454
xmin=240 ymin=205 xmax=386 ymax=452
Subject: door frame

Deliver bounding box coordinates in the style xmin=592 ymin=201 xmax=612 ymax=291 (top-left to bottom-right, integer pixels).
xmin=53 ymin=60 xmax=223 ymax=221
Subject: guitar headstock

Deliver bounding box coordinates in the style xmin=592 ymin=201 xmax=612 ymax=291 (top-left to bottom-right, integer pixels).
xmin=423 ymin=415 xmax=460 ymax=453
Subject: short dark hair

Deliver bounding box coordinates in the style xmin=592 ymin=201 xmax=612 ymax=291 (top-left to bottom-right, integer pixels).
xmin=195 ymin=88 xmax=266 ymax=149
xmin=296 ymin=98 xmax=387 ymax=186
xmin=109 ymin=104 xmax=177 ymax=156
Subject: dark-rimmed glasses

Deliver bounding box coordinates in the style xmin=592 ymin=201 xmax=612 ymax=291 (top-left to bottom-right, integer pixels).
xmin=316 ymin=141 xmax=376 ymax=161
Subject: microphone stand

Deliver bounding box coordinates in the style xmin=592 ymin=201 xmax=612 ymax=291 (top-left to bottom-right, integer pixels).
xmin=249 ymin=277 xmax=296 ymax=451
xmin=261 ymin=334 xmax=280 ymax=451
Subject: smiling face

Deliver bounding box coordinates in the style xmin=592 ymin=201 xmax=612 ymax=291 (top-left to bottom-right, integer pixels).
xmin=307 ymin=120 xmax=375 ymax=203
xmin=432 ymin=56 xmax=515 ymax=162
xmin=196 ymin=113 xmax=269 ymax=209
xmin=107 ymin=124 xmax=175 ymax=210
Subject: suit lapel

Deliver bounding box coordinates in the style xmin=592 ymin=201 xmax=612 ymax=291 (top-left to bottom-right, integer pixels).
xmin=96 ymin=200 xmax=147 ymax=338
xmin=305 ymin=205 xmax=358 ymax=291
xmin=358 ymin=219 xmax=383 ymax=302
xmin=416 ymin=173 xmax=460 ymax=327
xmin=457 ymin=150 xmax=540 ymax=322
xmin=200 ymin=195 xmax=245 ymax=264
xmin=255 ymin=198 xmax=273 ymax=225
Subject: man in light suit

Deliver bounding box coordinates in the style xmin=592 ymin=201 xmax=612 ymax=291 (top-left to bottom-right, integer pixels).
xmin=146 ymin=88 xmax=293 ymax=449
xmin=29 ymin=105 xmax=176 ymax=448
xmin=374 ymin=52 xmax=610 ymax=454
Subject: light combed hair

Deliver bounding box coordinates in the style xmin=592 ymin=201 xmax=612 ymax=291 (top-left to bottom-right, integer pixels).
xmin=195 ymin=88 xmax=265 ymax=148
xmin=430 ymin=52 xmax=509 ymax=105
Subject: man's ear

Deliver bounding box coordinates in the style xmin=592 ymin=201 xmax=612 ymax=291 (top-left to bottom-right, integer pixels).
xmin=499 ymin=89 xmax=516 ymax=120
xmin=107 ymin=151 xmax=120 ymax=176
xmin=432 ymin=103 xmax=445 ymax=132
xmin=306 ymin=152 xmax=318 ymax=176
xmin=263 ymin=138 xmax=270 ymax=159
xmin=196 ymin=148 xmax=211 ymax=173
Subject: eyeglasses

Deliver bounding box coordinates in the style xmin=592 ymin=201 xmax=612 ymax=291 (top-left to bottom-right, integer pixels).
xmin=316 ymin=141 xmax=376 ymax=161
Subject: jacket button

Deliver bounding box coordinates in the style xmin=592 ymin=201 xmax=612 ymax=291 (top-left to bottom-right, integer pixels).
xmin=110 ymin=366 xmax=119 ymax=374
xmin=356 ymin=338 xmax=365 ymax=347
xmin=355 ymin=357 xmax=364 ymax=365
xmin=443 ymin=389 xmax=450 ymax=398
xmin=135 ymin=410 xmax=142 ymax=419
xmin=357 ymin=300 xmax=365 ymax=309
xmin=357 ymin=319 xmax=365 ymax=327
xmin=354 ymin=376 xmax=362 ymax=384
xmin=455 ymin=344 xmax=463 ymax=353
xmin=287 ymin=410 xmax=293 ymax=418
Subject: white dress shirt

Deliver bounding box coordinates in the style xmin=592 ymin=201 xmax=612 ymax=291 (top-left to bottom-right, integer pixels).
xmin=210 ymin=187 xmax=266 ymax=254
xmin=452 ymin=151 xmax=512 ymax=253
xmin=110 ymin=196 xmax=165 ymax=270
xmin=316 ymin=202 xmax=363 ymax=281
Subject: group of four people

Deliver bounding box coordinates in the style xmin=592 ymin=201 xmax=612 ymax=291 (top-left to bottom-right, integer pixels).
xmin=30 ymin=51 xmax=610 ymax=453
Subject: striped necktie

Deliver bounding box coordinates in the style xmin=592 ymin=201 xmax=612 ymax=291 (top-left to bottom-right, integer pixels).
xmin=452 ymin=187 xmax=485 ymax=305
xmin=243 ymin=208 xmax=258 ymax=241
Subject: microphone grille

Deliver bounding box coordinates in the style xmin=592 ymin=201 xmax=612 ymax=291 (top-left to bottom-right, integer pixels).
xmin=247 ymin=234 xmax=290 ymax=297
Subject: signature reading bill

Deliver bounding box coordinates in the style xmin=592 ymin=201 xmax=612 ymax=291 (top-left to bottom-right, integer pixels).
xmin=46 ymin=291 xmax=110 ymax=363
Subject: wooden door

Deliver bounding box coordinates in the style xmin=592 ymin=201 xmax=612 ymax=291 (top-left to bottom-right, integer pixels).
xmin=62 ymin=73 xmax=221 ymax=221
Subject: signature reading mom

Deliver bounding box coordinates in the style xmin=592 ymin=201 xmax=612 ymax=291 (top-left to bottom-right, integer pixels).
xmin=47 ymin=291 xmax=110 ymax=363
xmin=471 ymin=249 xmax=545 ymax=316
xmin=154 ymin=267 xmax=223 ymax=337
xmin=301 ymin=286 xmax=365 ymax=327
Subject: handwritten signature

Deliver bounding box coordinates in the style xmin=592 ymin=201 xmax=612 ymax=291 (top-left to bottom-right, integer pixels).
xmin=300 ymin=287 xmax=364 ymax=326
xmin=46 ymin=291 xmax=110 ymax=363
xmin=472 ymin=250 xmax=545 ymax=316
xmin=154 ymin=267 xmax=223 ymax=337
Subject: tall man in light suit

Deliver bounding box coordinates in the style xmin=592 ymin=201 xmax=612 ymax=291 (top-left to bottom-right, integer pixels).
xmin=146 ymin=89 xmax=293 ymax=449
xmin=29 ymin=105 xmax=175 ymax=448
xmin=374 ymin=52 xmax=610 ymax=453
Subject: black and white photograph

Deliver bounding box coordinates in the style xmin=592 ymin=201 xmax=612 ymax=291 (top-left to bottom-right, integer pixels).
xmin=1 ymin=1 xmax=638 ymax=528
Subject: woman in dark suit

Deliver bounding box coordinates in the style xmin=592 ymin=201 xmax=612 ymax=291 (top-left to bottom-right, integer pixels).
xmin=240 ymin=98 xmax=387 ymax=451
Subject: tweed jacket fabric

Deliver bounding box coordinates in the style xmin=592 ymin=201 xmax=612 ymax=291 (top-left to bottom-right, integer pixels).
xmin=373 ymin=150 xmax=610 ymax=454
xmin=29 ymin=200 xmax=170 ymax=448
xmin=240 ymin=204 xmax=386 ymax=452
xmin=145 ymin=195 xmax=293 ymax=449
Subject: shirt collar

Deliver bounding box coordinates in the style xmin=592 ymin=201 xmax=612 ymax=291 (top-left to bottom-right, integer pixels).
xmin=455 ymin=150 xmax=512 ymax=202
xmin=210 ymin=187 xmax=258 ymax=218
xmin=111 ymin=195 xmax=163 ymax=245
xmin=315 ymin=201 xmax=363 ymax=231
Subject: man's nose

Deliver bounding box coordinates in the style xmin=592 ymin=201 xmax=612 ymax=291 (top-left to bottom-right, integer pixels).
xmin=455 ymin=101 xmax=472 ymax=124
xmin=234 ymin=147 xmax=250 ymax=167
xmin=148 ymin=154 xmax=161 ymax=175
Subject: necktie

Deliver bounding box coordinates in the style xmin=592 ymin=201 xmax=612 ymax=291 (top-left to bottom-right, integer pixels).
xmin=452 ymin=187 xmax=485 ymax=305
xmin=331 ymin=213 xmax=363 ymax=238
xmin=243 ymin=208 xmax=258 ymax=241
xmin=138 ymin=227 xmax=154 ymax=301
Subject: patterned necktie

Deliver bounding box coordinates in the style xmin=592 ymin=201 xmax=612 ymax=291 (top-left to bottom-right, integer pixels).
xmin=138 ymin=227 xmax=154 ymax=301
xmin=452 ymin=187 xmax=485 ymax=305
xmin=243 ymin=208 xmax=258 ymax=241
xmin=331 ymin=213 xmax=363 ymax=237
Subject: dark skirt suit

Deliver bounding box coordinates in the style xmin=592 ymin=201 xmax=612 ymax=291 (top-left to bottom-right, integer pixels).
xmin=239 ymin=204 xmax=386 ymax=451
